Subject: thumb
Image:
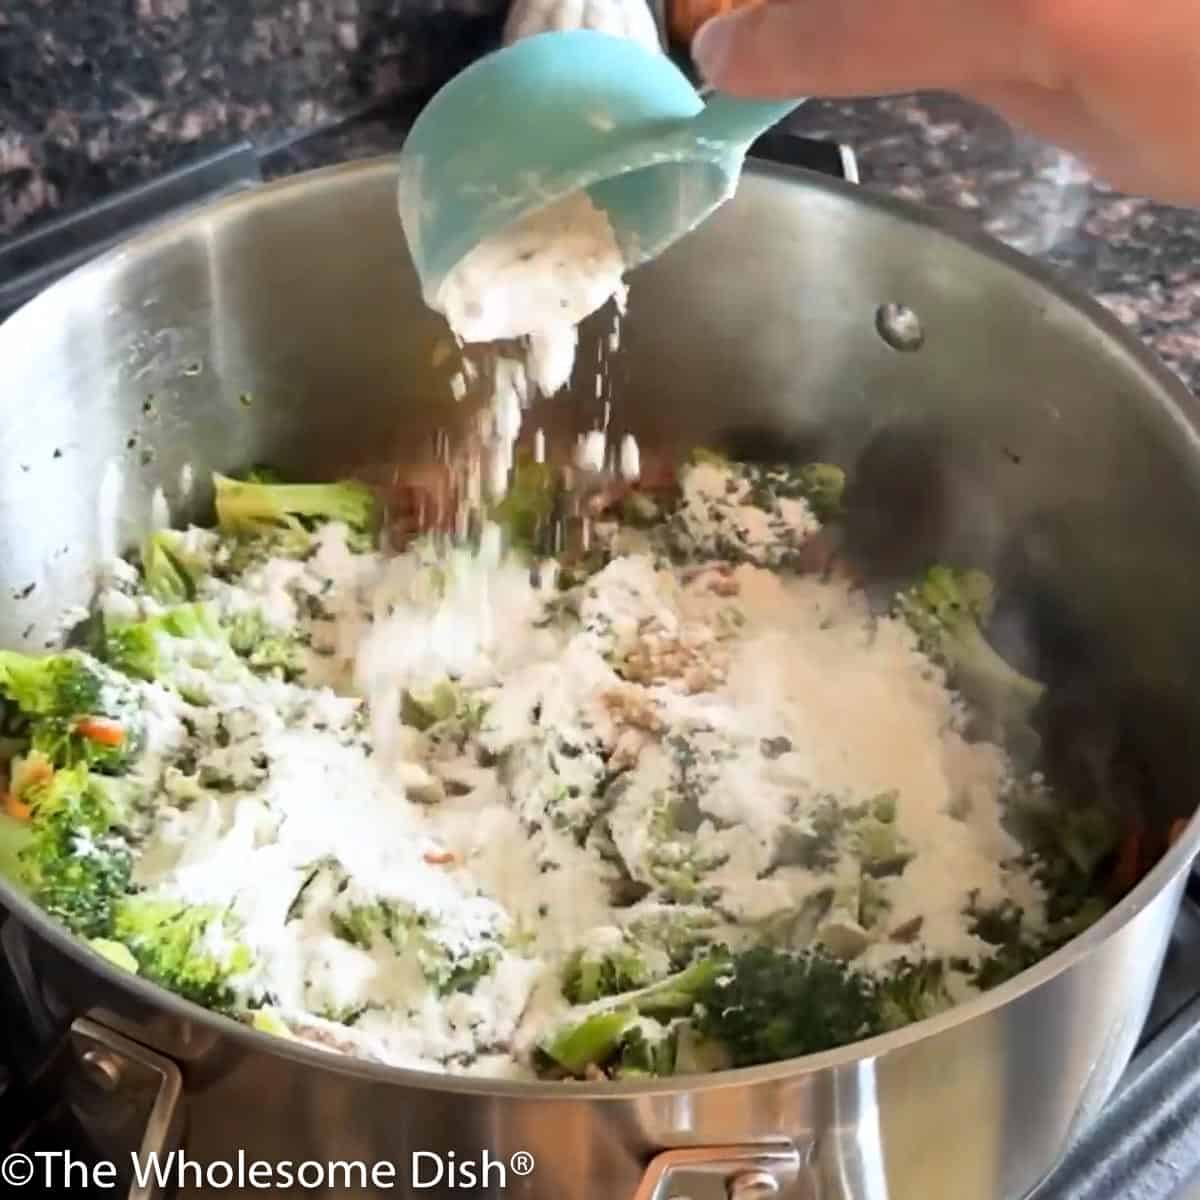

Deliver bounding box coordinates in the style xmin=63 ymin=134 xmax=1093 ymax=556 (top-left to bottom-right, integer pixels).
xmin=692 ymin=0 xmax=1049 ymax=99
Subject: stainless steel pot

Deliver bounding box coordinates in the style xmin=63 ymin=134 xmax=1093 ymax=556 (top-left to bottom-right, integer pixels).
xmin=1 ymin=155 xmax=1199 ymax=1200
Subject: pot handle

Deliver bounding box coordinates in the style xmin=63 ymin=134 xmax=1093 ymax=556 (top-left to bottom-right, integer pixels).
xmin=633 ymin=1143 xmax=806 ymax=1200
xmin=65 ymin=1016 xmax=184 ymax=1200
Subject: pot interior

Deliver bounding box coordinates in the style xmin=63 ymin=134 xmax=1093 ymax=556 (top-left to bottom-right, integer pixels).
xmin=1 ymin=155 xmax=1198 ymax=975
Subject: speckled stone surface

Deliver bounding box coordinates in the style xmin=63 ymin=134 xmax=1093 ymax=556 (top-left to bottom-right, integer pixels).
xmin=0 ymin=0 xmax=505 ymax=237
xmin=2 ymin=3 xmax=1198 ymax=394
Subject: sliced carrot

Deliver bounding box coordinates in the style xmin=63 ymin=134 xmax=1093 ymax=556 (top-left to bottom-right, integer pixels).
xmin=18 ymin=756 xmax=53 ymax=789
xmin=74 ymin=717 xmax=126 ymax=747
xmin=423 ymin=849 xmax=457 ymax=866
xmin=3 ymin=793 xmax=31 ymax=822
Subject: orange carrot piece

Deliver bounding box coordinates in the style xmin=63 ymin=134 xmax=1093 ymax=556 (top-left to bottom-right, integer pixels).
xmin=74 ymin=717 xmax=126 ymax=747
xmin=3 ymin=793 xmax=31 ymax=822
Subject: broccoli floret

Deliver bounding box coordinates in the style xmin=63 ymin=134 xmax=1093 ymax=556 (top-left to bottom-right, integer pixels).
xmin=18 ymin=761 xmax=134 ymax=938
xmin=0 ymin=649 xmax=145 ymax=774
xmin=88 ymin=937 xmax=140 ymax=974
xmin=537 ymin=955 xmax=728 ymax=1076
xmin=97 ymin=620 xmax=161 ymax=681
xmin=851 ymin=804 xmax=913 ymax=878
xmin=213 ymin=472 xmax=380 ymax=553
xmin=635 ymin=748 xmax=731 ymax=902
xmin=769 ymin=797 xmax=845 ymax=873
xmin=610 ymin=1021 xmax=678 ymax=1078
xmin=539 ymin=1006 xmax=641 ymax=1076
xmin=490 ymin=457 xmax=560 ymax=556
xmin=876 ymin=958 xmax=955 ymax=1029
xmin=0 ymin=649 xmax=121 ymax=720
xmin=250 ymin=1006 xmax=297 ymax=1040
xmin=691 ymin=946 xmax=883 ymax=1067
xmin=895 ymin=565 xmax=1046 ymax=729
xmin=540 ymin=946 xmax=961 ymax=1076
xmin=968 ymin=884 xmax=1110 ymax=991
xmin=95 ymin=604 xmax=246 ymax=703
xmin=562 ymin=938 xmax=656 ymax=1005
xmin=0 ymin=812 xmax=33 ymax=890
xmin=141 ymin=531 xmax=204 ymax=604
xmin=1002 ymin=773 xmax=1120 ymax=883
xmin=112 ymin=895 xmax=255 ymax=1012
xmin=329 ymin=897 xmax=501 ymax=996
xmin=400 ymin=680 xmax=488 ymax=740
xmin=226 ymin=611 xmax=306 ymax=681
xmin=623 ymin=906 xmax=721 ymax=971
xmin=747 ymin=462 xmax=846 ymax=523
xmin=329 ymin=900 xmax=403 ymax=951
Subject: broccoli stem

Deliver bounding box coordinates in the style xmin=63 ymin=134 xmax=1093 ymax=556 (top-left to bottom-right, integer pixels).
xmin=540 ymin=1007 xmax=640 ymax=1075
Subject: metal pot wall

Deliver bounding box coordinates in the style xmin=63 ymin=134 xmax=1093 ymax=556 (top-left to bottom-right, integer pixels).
xmin=1 ymin=155 xmax=1199 ymax=1200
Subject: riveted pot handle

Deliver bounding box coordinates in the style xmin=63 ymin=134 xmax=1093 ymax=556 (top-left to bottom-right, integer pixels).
xmin=66 ymin=1017 xmax=185 ymax=1200
xmin=634 ymin=1144 xmax=805 ymax=1200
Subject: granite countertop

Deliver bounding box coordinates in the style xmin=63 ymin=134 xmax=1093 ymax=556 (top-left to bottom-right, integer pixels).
xmin=2 ymin=0 xmax=1198 ymax=393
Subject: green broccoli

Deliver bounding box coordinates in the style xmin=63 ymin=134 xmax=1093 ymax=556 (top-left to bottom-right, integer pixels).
xmin=876 ymin=958 xmax=956 ymax=1029
xmin=968 ymin=885 xmax=1110 ymax=991
xmin=610 ymin=1021 xmax=678 ymax=1078
xmin=96 ymin=620 xmax=160 ymax=681
xmin=851 ymin=798 xmax=913 ymax=879
xmin=112 ymin=895 xmax=255 ymax=1012
xmin=690 ymin=946 xmax=883 ymax=1067
xmin=141 ymin=530 xmax=208 ymax=604
xmin=746 ymin=462 xmax=847 ymax=523
xmin=213 ymin=472 xmax=380 ymax=554
xmin=88 ymin=937 xmax=140 ymax=974
xmin=17 ymin=761 xmax=134 ymax=938
xmin=95 ymin=604 xmax=246 ymax=702
xmin=894 ymin=565 xmax=1046 ymax=729
xmin=1002 ymin=773 xmax=1121 ymax=884
xmin=250 ymin=1006 xmax=297 ymax=1040
xmin=489 ymin=457 xmax=560 ymax=556
xmin=537 ymin=955 xmax=728 ymax=1076
xmin=623 ymin=906 xmax=721 ymax=971
xmin=769 ymin=796 xmax=845 ymax=873
xmin=538 ymin=1006 xmax=641 ymax=1076
xmin=329 ymin=897 xmax=501 ymax=996
xmin=400 ymin=679 xmax=487 ymax=737
xmin=639 ymin=766 xmax=730 ymax=903
xmin=226 ymin=611 xmax=306 ymax=681
xmin=561 ymin=936 xmax=658 ymax=1005
xmin=0 ymin=649 xmax=145 ymax=773
xmin=0 ymin=811 xmax=33 ymax=890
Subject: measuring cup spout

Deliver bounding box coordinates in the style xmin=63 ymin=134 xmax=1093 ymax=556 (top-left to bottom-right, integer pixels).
xmin=691 ymin=93 xmax=804 ymax=148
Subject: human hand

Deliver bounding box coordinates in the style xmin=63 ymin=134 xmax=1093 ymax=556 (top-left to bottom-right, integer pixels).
xmin=691 ymin=0 xmax=1200 ymax=206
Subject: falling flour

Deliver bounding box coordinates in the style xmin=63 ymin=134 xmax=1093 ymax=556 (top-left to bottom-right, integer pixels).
xmin=436 ymin=189 xmax=628 ymax=398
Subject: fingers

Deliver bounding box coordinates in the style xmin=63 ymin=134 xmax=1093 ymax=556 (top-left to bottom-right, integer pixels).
xmin=692 ymin=0 xmax=1052 ymax=99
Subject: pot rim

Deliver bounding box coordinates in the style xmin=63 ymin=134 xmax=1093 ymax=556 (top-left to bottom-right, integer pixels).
xmin=2 ymin=154 xmax=1198 ymax=1097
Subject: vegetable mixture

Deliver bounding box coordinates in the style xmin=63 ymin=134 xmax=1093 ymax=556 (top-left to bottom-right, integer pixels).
xmin=0 ymin=451 xmax=1133 ymax=1079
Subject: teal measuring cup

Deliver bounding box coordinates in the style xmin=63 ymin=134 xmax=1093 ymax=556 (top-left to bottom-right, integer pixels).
xmin=397 ymin=30 xmax=802 ymax=309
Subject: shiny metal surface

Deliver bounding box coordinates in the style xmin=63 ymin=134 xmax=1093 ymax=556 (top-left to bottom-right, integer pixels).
xmin=1 ymin=156 xmax=1199 ymax=1199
